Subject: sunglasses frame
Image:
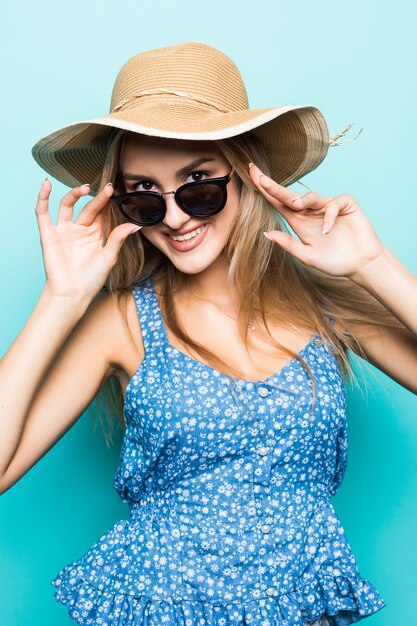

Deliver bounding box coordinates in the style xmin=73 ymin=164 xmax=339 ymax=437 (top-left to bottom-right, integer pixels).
xmin=111 ymin=167 xmax=235 ymax=227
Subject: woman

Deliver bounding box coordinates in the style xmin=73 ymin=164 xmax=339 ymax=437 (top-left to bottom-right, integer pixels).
xmin=1 ymin=41 xmax=416 ymax=626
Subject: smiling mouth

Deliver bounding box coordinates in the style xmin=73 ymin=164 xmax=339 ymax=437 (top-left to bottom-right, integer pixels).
xmin=167 ymin=224 xmax=206 ymax=242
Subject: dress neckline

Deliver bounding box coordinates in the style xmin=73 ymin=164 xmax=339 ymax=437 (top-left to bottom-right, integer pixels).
xmin=166 ymin=335 xmax=318 ymax=386
xmin=141 ymin=278 xmax=321 ymax=387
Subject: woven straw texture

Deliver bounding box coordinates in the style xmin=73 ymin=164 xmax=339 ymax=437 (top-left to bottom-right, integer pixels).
xmin=32 ymin=42 xmax=330 ymax=194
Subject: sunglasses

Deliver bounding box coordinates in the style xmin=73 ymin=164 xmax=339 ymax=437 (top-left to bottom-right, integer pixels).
xmin=111 ymin=168 xmax=235 ymax=227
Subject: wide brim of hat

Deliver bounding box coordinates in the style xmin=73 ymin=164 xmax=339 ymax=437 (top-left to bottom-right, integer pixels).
xmin=31 ymin=103 xmax=329 ymax=195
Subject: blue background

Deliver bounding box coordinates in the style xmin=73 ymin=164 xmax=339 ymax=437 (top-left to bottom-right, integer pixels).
xmin=0 ymin=0 xmax=416 ymax=624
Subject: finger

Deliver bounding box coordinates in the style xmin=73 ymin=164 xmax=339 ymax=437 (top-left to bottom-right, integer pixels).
xmin=56 ymin=183 xmax=92 ymax=225
xmin=264 ymin=230 xmax=314 ymax=265
xmin=292 ymin=191 xmax=332 ymax=210
xmin=74 ymin=182 xmax=114 ymax=227
xmin=319 ymin=195 xmax=353 ymax=235
xmin=102 ymin=222 xmax=142 ymax=267
xmin=249 ymin=162 xmax=302 ymax=208
xmin=35 ymin=178 xmax=53 ymax=231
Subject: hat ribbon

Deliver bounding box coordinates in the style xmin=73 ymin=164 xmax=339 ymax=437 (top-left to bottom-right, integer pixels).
xmin=112 ymin=88 xmax=232 ymax=114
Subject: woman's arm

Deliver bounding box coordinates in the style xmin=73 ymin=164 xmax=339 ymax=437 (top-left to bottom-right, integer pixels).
xmin=0 ymin=178 xmax=140 ymax=493
xmin=338 ymin=245 xmax=417 ymax=394
xmin=0 ymin=289 xmax=128 ymax=495
xmin=349 ymin=244 xmax=417 ymax=336
xmin=0 ymin=288 xmax=90 ymax=482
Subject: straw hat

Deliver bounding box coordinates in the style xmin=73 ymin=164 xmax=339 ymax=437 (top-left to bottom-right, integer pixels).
xmin=32 ymin=41 xmax=336 ymax=195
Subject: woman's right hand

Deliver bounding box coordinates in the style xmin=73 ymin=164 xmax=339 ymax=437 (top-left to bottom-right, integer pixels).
xmin=35 ymin=180 xmax=141 ymax=304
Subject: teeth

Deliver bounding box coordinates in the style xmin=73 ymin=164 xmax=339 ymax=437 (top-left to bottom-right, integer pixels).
xmin=169 ymin=225 xmax=205 ymax=242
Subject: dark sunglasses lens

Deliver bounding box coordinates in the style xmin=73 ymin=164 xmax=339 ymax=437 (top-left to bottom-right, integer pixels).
xmin=178 ymin=183 xmax=225 ymax=216
xmin=118 ymin=194 xmax=165 ymax=226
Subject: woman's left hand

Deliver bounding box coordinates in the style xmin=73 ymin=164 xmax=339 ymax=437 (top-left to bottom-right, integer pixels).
xmin=249 ymin=163 xmax=384 ymax=279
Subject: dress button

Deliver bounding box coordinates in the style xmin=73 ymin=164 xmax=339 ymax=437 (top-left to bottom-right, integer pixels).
xmin=257 ymin=446 xmax=269 ymax=456
xmin=258 ymin=387 xmax=269 ymax=397
xmin=266 ymin=587 xmax=278 ymax=596
xmin=261 ymin=524 xmax=271 ymax=533
xmin=312 ymin=337 xmax=322 ymax=346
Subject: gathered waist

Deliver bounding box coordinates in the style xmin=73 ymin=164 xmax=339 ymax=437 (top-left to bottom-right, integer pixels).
xmin=71 ymin=485 xmax=360 ymax=605
xmin=125 ymin=482 xmax=335 ymax=601
xmin=129 ymin=478 xmax=330 ymax=511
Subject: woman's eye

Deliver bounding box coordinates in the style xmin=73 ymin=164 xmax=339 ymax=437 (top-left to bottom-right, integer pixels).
xmin=187 ymin=170 xmax=209 ymax=183
xmin=129 ymin=170 xmax=209 ymax=192
xmin=134 ymin=180 xmax=154 ymax=192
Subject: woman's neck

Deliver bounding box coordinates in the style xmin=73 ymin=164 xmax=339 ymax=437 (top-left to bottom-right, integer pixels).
xmin=184 ymin=254 xmax=240 ymax=309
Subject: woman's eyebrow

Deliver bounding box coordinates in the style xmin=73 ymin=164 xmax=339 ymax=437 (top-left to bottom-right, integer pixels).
xmin=122 ymin=157 xmax=216 ymax=181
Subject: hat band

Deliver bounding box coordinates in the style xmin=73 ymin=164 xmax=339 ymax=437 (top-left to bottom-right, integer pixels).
xmin=111 ymin=88 xmax=233 ymax=114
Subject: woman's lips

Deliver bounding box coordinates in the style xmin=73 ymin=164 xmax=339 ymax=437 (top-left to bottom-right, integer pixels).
xmin=163 ymin=223 xmax=209 ymax=252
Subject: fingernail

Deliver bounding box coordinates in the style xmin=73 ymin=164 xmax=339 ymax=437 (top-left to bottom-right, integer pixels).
xmin=131 ymin=225 xmax=142 ymax=233
xmin=248 ymin=162 xmax=253 ymax=168
xmin=263 ymin=232 xmax=273 ymax=241
xmin=105 ymin=182 xmax=113 ymax=188
xmin=80 ymin=183 xmax=90 ymax=188
xmin=292 ymin=197 xmax=301 ymax=204
xmin=321 ymin=223 xmax=329 ymax=235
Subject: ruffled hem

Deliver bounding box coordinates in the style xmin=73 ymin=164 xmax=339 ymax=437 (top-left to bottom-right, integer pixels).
xmin=51 ymin=564 xmax=386 ymax=625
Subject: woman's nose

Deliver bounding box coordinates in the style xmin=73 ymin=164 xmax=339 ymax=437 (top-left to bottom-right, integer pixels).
xmin=162 ymin=193 xmax=190 ymax=229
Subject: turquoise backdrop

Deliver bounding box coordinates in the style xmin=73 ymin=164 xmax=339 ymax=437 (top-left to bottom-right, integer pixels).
xmin=0 ymin=0 xmax=416 ymax=624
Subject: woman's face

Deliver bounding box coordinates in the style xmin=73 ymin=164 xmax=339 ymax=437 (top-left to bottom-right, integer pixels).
xmin=118 ymin=134 xmax=241 ymax=274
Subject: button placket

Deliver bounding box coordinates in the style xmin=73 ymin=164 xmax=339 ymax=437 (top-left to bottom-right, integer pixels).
xmin=252 ymin=384 xmax=275 ymax=487
xmin=257 ymin=445 xmax=269 ymax=456
xmin=265 ymin=586 xmax=278 ymax=597
xmin=230 ymin=381 xmax=278 ymax=592
xmin=251 ymin=387 xmax=271 ymax=432
xmin=252 ymin=440 xmax=272 ymax=486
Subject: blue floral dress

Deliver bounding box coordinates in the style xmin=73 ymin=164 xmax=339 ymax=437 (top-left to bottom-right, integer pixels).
xmin=52 ymin=278 xmax=386 ymax=625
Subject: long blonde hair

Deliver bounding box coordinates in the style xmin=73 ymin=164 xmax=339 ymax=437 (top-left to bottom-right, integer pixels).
xmin=91 ymin=129 xmax=402 ymax=446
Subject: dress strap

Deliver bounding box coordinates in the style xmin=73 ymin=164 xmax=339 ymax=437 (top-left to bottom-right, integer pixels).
xmin=131 ymin=277 xmax=170 ymax=353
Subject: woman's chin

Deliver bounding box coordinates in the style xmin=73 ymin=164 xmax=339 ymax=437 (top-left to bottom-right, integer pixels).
xmin=168 ymin=256 xmax=219 ymax=275
xmin=162 ymin=245 xmax=224 ymax=275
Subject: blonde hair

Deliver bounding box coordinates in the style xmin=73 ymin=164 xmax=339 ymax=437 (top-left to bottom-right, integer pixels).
xmin=91 ymin=129 xmax=402 ymax=446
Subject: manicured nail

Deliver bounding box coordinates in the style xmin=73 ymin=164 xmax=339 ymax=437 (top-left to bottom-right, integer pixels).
xmin=248 ymin=162 xmax=253 ymax=168
xmin=80 ymin=183 xmax=90 ymax=188
xmin=105 ymin=182 xmax=113 ymax=188
xmin=263 ymin=232 xmax=273 ymax=241
xmin=131 ymin=226 xmax=142 ymax=233
xmin=321 ymin=223 xmax=330 ymax=235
